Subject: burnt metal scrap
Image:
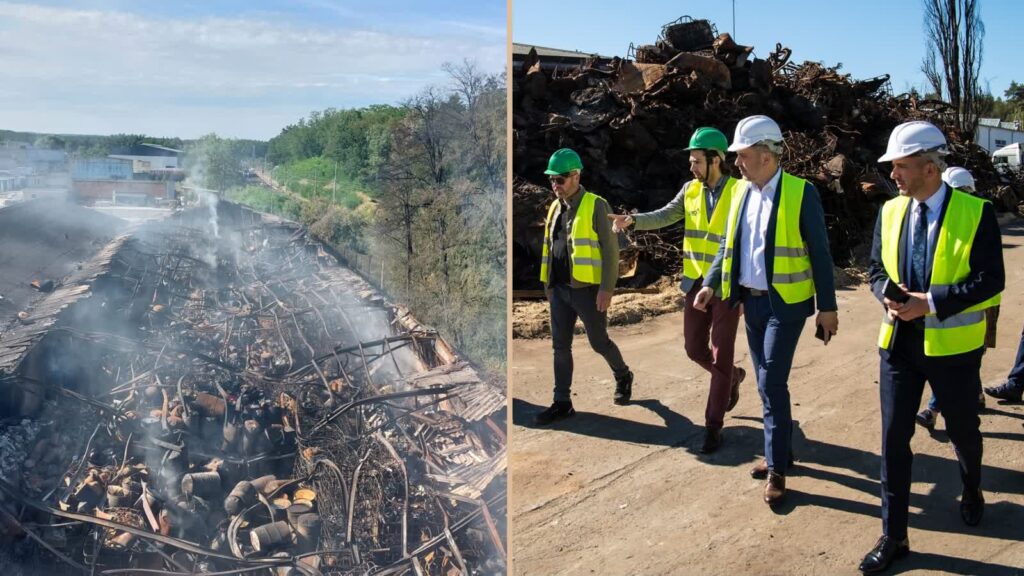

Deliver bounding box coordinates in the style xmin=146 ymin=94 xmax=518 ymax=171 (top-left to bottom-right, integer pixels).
xmin=513 ymin=16 xmax=1022 ymax=291
xmin=0 ymin=201 xmax=506 ymax=575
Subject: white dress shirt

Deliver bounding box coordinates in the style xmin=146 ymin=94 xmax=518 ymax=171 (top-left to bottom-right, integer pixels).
xmin=908 ymin=182 xmax=946 ymax=313
xmin=738 ymin=168 xmax=783 ymax=291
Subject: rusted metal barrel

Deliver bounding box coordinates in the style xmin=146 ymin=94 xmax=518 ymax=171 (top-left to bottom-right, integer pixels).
xmin=270 ymin=497 xmax=290 ymax=521
xmin=293 ymin=513 xmax=321 ymax=553
xmin=222 ymin=420 xmax=240 ymax=451
xmin=249 ymin=520 xmax=292 ymax=552
xmin=250 ymin=474 xmax=275 ymax=491
xmin=121 ymin=479 xmax=142 ymax=503
xmin=242 ymin=419 xmax=267 ymax=455
xmin=106 ymin=485 xmax=129 ymax=508
xmin=180 ymin=471 xmax=222 ymax=498
xmin=286 ymin=500 xmax=313 ymax=526
xmin=224 ymin=480 xmax=257 ymax=515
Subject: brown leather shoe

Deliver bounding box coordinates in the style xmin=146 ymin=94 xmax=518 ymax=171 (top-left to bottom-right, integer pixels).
xmin=750 ymin=459 xmax=770 ymax=479
xmin=764 ymin=472 xmax=786 ymax=505
xmin=750 ymin=456 xmax=795 ymax=479
xmin=727 ymin=367 xmax=746 ymax=412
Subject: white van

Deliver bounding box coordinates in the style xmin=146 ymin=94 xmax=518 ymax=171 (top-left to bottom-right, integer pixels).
xmin=992 ymin=142 xmax=1022 ymax=172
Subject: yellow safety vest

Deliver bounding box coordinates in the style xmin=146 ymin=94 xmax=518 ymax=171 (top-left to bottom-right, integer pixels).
xmin=681 ymin=177 xmax=741 ymax=281
xmin=539 ymin=191 xmax=603 ymax=285
xmin=720 ymin=172 xmax=815 ymax=303
xmin=877 ymin=190 xmax=1001 ymax=356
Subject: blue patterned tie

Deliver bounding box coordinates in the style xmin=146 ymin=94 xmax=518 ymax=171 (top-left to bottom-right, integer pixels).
xmin=911 ymin=203 xmax=929 ymax=292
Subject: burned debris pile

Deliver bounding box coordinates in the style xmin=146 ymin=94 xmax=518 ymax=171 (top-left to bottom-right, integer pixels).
xmin=512 ymin=16 xmax=1021 ymax=290
xmin=0 ymin=201 xmax=506 ymax=574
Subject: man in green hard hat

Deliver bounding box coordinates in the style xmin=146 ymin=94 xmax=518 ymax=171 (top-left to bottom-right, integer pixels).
xmin=535 ymin=148 xmax=634 ymax=426
xmin=609 ymin=127 xmax=746 ymax=454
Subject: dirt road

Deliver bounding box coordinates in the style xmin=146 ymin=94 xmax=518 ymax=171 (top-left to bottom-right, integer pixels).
xmin=509 ymin=217 xmax=1024 ymax=575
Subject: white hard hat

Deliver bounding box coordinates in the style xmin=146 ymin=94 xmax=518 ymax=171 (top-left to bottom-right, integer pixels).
xmin=877 ymin=120 xmax=948 ymax=162
xmin=942 ymin=166 xmax=975 ymax=190
xmin=727 ymin=115 xmax=784 ymax=152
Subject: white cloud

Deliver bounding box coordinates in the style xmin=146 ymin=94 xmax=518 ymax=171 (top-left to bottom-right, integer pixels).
xmin=0 ymin=1 xmax=506 ymax=139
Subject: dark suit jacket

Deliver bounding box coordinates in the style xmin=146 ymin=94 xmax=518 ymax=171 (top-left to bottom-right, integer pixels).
xmin=867 ymin=186 xmax=1004 ymax=359
xmin=704 ymin=172 xmax=838 ymax=323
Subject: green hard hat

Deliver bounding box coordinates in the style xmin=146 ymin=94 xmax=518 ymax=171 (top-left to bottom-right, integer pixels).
xmin=685 ymin=127 xmax=729 ymax=154
xmin=544 ymin=148 xmax=583 ymax=175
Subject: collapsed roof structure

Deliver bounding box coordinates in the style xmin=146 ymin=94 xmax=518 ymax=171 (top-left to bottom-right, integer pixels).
xmin=0 ymin=199 xmax=506 ymax=574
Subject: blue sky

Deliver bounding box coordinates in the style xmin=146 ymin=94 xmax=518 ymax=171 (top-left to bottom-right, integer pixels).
xmin=0 ymin=1 xmax=505 ymax=140
xmin=513 ymin=0 xmax=1021 ymax=98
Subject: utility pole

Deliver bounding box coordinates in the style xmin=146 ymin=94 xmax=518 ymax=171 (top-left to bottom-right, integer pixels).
xmin=732 ymin=0 xmax=736 ymax=38
xmin=333 ymin=160 xmax=339 ymax=204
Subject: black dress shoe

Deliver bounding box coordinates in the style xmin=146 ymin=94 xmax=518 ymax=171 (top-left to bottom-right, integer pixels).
xmin=984 ymin=381 xmax=1024 ymax=402
xmin=613 ymin=370 xmax=634 ymax=405
xmin=534 ymin=401 xmax=575 ymax=426
xmin=700 ymin=428 xmax=722 ymax=454
xmin=961 ymin=487 xmax=984 ymax=526
xmin=915 ymin=408 xmax=938 ymax=430
xmin=858 ymin=535 xmax=909 ymax=574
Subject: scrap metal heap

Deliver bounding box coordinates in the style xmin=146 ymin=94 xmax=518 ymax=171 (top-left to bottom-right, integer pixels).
xmin=0 ymin=202 xmax=506 ymax=575
xmin=512 ymin=16 xmax=1023 ymax=290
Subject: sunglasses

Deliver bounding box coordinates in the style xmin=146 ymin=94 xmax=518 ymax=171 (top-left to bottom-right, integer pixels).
xmin=548 ymin=173 xmax=573 ymax=185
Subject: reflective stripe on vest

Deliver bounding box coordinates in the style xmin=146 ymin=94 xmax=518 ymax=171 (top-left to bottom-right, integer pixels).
xmin=681 ymin=177 xmax=740 ymax=280
xmin=539 ymin=200 xmax=559 ymax=283
xmin=539 ymin=191 xmax=603 ymax=285
xmin=720 ymin=173 xmax=815 ymax=303
xmin=876 ymin=189 xmax=1001 ymax=356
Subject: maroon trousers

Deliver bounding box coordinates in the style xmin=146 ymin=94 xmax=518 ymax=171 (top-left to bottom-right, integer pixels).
xmin=683 ymin=283 xmax=742 ymax=430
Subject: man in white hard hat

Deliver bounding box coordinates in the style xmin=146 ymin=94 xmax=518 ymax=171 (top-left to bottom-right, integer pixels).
xmin=859 ymin=121 xmax=1004 ymax=574
xmin=915 ymin=166 xmax=987 ymax=431
xmin=697 ymin=115 xmax=839 ymax=505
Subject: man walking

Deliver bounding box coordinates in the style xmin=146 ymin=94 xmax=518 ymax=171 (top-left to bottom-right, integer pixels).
xmin=609 ymin=127 xmax=746 ymax=453
xmin=915 ymin=166 xmax=988 ymax=430
xmin=534 ymin=148 xmax=633 ymax=426
xmin=858 ymin=121 xmax=1003 ymax=574
xmin=696 ymin=115 xmax=839 ymax=505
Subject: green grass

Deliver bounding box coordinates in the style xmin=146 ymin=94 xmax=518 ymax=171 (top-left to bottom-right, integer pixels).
xmin=226 ymin=186 xmax=305 ymax=220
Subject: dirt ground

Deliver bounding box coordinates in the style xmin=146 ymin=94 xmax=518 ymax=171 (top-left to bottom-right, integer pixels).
xmin=509 ymin=217 xmax=1024 ymax=576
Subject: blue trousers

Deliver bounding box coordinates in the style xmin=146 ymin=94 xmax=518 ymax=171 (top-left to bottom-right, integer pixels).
xmin=879 ymin=324 xmax=983 ymax=540
xmin=1007 ymin=322 xmax=1024 ymax=390
xmin=743 ymin=293 xmax=805 ymax=472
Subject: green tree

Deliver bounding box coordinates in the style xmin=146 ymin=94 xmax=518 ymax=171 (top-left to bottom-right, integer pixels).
xmin=185 ymin=134 xmax=243 ymax=191
xmin=33 ymin=134 xmax=66 ymax=150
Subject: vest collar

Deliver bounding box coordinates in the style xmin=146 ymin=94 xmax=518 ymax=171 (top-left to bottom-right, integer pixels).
xmin=560 ymin=185 xmax=587 ymax=209
xmin=749 ymin=167 xmax=782 ymax=198
xmin=911 ymin=182 xmax=947 ymax=215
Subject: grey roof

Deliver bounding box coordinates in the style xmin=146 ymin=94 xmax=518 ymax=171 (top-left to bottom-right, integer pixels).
xmin=513 ymin=42 xmax=610 ymax=60
xmin=978 ymin=118 xmax=1023 ymax=131
xmin=0 ymin=233 xmax=130 ymax=373
xmin=140 ymin=143 xmax=183 ymax=154
xmin=0 ymin=201 xmax=127 ymax=330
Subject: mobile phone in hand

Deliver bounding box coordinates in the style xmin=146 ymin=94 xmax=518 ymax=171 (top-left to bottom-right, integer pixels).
xmin=883 ymin=278 xmax=910 ymax=304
